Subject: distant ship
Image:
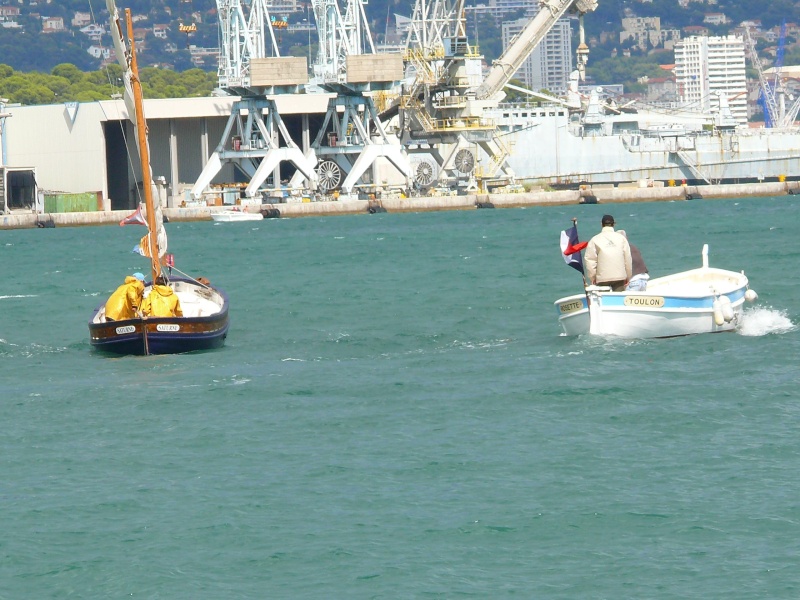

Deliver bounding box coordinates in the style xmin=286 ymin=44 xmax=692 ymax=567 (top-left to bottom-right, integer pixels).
xmin=488 ymin=88 xmax=800 ymax=187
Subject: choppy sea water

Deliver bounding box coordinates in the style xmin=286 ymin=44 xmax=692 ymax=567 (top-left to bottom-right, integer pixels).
xmin=1 ymin=197 xmax=799 ymax=598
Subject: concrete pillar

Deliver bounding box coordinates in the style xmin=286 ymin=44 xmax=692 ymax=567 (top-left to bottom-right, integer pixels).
xmin=100 ymin=132 xmax=110 ymax=210
xmin=302 ymin=112 xmax=310 ymax=188
xmin=273 ymin=129 xmax=280 ymax=191
xmin=302 ymin=113 xmax=310 ymax=153
xmin=201 ymin=118 xmax=209 ymax=167
xmin=169 ymin=119 xmax=179 ymax=205
xmin=156 ymin=176 xmax=168 ymax=208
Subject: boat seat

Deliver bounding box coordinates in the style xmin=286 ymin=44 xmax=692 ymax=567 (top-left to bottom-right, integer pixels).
xmin=176 ymin=292 xmax=219 ymax=318
xmin=648 ymin=273 xmax=740 ymax=296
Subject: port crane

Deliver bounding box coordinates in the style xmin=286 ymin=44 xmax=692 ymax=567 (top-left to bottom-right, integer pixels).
xmin=286 ymin=0 xmax=412 ymax=196
xmin=396 ymin=0 xmax=598 ymax=190
xmin=191 ymin=0 xmax=318 ymax=202
xmin=196 ymin=0 xmax=600 ymax=198
xmin=746 ymin=23 xmax=800 ymax=129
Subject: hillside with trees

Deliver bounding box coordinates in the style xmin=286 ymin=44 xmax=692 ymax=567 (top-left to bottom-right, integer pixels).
xmin=0 ymin=0 xmax=794 ymax=105
xmin=0 ymin=63 xmax=217 ymax=105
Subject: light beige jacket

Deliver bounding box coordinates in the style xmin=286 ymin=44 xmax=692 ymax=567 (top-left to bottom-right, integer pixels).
xmin=585 ymin=226 xmax=632 ymax=284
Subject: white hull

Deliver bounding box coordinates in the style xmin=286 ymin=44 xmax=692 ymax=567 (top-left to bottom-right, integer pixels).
xmin=491 ymin=105 xmax=800 ymax=186
xmin=555 ymin=247 xmax=755 ymax=338
xmin=211 ymin=210 xmax=264 ymax=222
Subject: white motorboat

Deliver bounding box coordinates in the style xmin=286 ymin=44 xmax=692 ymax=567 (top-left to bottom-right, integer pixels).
xmin=554 ymin=245 xmax=758 ymax=338
xmin=211 ymin=208 xmax=264 ymax=222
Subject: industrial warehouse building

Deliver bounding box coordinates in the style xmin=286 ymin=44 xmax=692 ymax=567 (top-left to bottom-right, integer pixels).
xmin=0 ymin=93 xmax=332 ymax=213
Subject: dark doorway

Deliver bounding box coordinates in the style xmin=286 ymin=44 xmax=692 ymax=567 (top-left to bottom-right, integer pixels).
xmin=6 ymin=169 xmax=36 ymax=210
xmin=104 ymin=120 xmax=132 ymax=210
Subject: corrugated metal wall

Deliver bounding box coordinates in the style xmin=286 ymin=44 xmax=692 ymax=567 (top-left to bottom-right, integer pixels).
xmin=44 ymin=192 xmax=101 ymax=212
xmin=5 ymin=103 xmax=108 ymax=200
xmin=3 ymin=96 xmax=328 ymax=209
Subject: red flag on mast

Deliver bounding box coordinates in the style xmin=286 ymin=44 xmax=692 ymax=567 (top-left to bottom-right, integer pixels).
xmin=119 ymin=204 xmax=147 ymax=226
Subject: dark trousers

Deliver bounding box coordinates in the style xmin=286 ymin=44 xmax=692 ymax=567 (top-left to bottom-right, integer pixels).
xmin=598 ymin=279 xmax=626 ymax=292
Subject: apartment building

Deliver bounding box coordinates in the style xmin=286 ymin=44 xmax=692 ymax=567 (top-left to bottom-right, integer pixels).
xmin=674 ymin=35 xmax=747 ymax=124
xmin=501 ymin=15 xmax=572 ymax=94
xmin=620 ymin=16 xmax=681 ymax=51
xmin=467 ymin=0 xmax=538 ymax=22
xmin=268 ymin=0 xmax=303 ymax=14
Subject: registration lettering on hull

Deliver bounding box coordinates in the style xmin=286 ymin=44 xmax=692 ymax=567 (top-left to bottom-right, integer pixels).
xmin=623 ymin=296 xmax=665 ymax=308
xmin=559 ymin=300 xmax=584 ymax=314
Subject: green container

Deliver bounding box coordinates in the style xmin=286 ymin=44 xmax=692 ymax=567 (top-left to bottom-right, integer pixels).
xmin=44 ymin=192 xmax=99 ymax=213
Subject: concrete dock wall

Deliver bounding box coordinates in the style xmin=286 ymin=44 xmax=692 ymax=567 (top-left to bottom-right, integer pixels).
xmin=595 ymin=181 xmax=790 ymax=203
xmin=273 ymin=200 xmax=370 ymax=217
xmin=1 ymin=181 xmax=797 ymax=230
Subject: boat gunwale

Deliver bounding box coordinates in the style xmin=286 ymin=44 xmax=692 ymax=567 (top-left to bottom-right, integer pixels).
xmin=554 ymin=267 xmax=748 ymax=308
xmin=88 ymin=278 xmax=230 ymax=355
xmin=88 ymin=278 xmax=229 ymax=327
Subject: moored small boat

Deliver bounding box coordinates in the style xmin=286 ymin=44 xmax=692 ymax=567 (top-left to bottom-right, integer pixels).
xmin=210 ymin=208 xmax=264 ymax=222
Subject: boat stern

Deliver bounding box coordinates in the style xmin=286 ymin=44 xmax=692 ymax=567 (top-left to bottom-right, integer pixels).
xmin=554 ymin=294 xmax=590 ymax=336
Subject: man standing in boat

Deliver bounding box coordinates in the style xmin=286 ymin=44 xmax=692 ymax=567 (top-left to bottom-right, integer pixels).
xmin=585 ymin=215 xmax=632 ymax=292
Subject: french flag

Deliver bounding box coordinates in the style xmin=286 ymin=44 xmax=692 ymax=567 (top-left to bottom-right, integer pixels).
xmin=560 ymin=224 xmax=587 ymax=274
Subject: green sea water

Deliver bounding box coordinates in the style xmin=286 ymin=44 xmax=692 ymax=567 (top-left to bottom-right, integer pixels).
xmin=1 ymin=197 xmax=799 ymax=598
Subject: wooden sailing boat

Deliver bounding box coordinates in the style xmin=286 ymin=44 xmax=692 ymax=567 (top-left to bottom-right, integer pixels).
xmin=88 ymin=2 xmax=229 ymax=355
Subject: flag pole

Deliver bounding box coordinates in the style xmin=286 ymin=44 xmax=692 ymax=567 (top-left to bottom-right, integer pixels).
xmin=561 ymin=218 xmax=591 ymax=308
xmin=572 ymin=218 xmax=592 ymax=307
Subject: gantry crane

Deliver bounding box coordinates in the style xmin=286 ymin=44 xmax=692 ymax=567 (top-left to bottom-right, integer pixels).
xmin=396 ymin=0 xmax=598 ymax=190
xmin=191 ymin=0 xmax=317 ymax=202
xmin=288 ymin=0 xmax=411 ymax=196
xmin=746 ymin=23 xmax=800 ymax=129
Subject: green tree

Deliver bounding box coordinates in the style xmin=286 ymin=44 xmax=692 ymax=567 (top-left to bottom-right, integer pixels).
xmin=470 ymin=13 xmax=502 ymax=63
xmin=0 ymin=74 xmax=32 ymax=98
xmin=74 ymin=90 xmax=114 ymax=102
xmin=0 ymin=62 xmax=220 ymax=105
xmin=588 ymin=55 xmax=667 ymax=89
xmin=14 ymin=83 xmax=56 ymax=105
xmin=52 ymin=63 xmax=85 ymax=84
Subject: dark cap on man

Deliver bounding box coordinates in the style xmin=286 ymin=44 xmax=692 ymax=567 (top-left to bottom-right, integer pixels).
xmin=601 ymin=214 xmax=615 ymax=226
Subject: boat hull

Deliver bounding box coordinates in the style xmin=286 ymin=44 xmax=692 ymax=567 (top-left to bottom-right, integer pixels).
xmin=89 ymin=313 xmax=229 ymax=355
xmin=554 ymin=265 xmax=751 ymax=338
xmin=489 ymin=105 xmax=800 ymax=186
xmin=89 ymin=279 xmax=229 ymax=355
xmin=211 ymin=212 xmax=263 ymax=222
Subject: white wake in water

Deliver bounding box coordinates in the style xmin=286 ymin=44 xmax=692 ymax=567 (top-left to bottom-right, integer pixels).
xmin=738 ymin=307 xmax=796 ymax=336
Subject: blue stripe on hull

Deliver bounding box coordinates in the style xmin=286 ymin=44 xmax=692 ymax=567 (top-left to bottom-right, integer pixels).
xmin=555 ymin=283 xmax=749 ymax=337
xmin=90 ymin=327 xmax=228 ymax=355
xmin=144 ymin=327 xmax=229 ymax=355
xmin=599 ymin=286 xmax=746 ymax=309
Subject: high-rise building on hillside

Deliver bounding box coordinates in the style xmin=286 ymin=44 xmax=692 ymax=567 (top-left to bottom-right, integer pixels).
xmin=467 ymin=0 xmax=538 ymax=22
xmin=674 ymin=35 xmax=747 ymax=124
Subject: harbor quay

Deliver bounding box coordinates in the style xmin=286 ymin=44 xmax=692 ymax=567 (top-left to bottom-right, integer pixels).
xmin=1 ymin=180 xmax=796 ymax=230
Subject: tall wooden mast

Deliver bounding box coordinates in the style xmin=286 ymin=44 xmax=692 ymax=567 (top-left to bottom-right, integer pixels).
xmin=125 ymin=9 xmax=160 ymax=283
